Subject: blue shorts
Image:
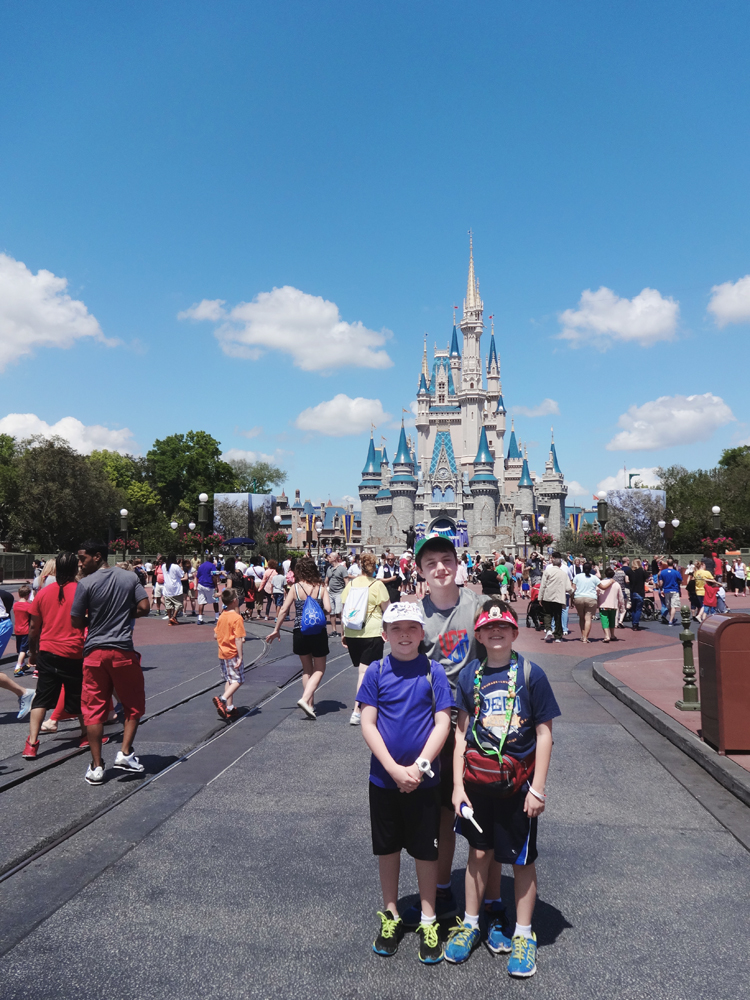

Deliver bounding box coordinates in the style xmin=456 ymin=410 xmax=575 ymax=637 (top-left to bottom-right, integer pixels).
xmin=0 ymin=617 xmax=13 ymax=658
xmin=456 ymin=784 xmax=538 ymax=866
xmin=16 ymin=634 xmax=29 ymax=654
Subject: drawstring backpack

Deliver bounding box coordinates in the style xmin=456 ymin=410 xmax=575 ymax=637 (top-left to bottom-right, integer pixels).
xmin=298 ymin=584 xmax=327 ymax=635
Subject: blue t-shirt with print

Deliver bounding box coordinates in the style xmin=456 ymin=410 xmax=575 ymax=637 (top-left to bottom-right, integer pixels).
xmin=658 ymin=568 xmax=682 ymax=593
xmin=357 ymin=653 xmax=454 ymax=790
xmin=455 ymin=655 xmax=561 ymax=762
xmin=196 ymin=561 xmax=218 ymax=588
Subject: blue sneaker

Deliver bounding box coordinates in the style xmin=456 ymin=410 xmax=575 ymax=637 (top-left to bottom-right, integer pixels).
xmin=507 ymin=933 xmax=537 ymax=977
xmin=444 ymin=919 xmax=481 ymax=964
xmin=401 ymin=888 xmax=457 ymax=928
xmin=485 ymin=901 xmax=512 ymax=954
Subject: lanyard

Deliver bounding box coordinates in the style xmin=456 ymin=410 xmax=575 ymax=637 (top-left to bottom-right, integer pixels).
xmin=471 ymin=651 xmax=518 ymax=760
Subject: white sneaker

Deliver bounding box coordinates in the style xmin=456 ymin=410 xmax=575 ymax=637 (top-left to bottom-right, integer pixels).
xmin=545 ymin=630 xmax=553 ymax=642
xmin=349 ymin=710 xmax=362 ymax=726
xmin=297 ymin=698 xmax=316 ymax=719
xmin=17 ymin=689 xmax=34 ymax=720
xmin=114 ymin=749 xmax=145 ymax=773
xmin=85 ymin=764 xmax=105 ymax=785
xmin=161 ymin=615 xmax=169 ymax=620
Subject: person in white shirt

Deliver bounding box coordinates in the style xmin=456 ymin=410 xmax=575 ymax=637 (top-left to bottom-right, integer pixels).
xmin=161 ymin=554 xmax=187 ymax=626
xmin=347 ymin=556 xmax=362 ymax=578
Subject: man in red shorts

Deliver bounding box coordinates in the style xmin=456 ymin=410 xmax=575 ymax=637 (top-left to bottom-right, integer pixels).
xmin=71 ymin=540 xmax=150 ymax=785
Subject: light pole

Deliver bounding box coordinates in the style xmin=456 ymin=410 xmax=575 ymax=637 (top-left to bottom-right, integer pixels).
xmin=314 ymin=518 xmax=323 ymax=563
xmin=538 ymin=514 xmax=546 ymax=558
xmin=712 ymin=505 xmax=721 ymax=532
xmin=198 ymin=493 xmax=209 ymax=556
xmin=658 ymin=516 xmax=680 ymax=556
xmin=120 ymin=508 xmax=129 ymax=563
xmin=597 ymin=492 xmax=608 ymax=570
xmin=522 ymin=518 xmax=530 ymax=559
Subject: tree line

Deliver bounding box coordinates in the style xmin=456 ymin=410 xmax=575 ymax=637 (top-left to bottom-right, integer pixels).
xmin=558 ymin=445 xmax=750 ymax=556
xmin=0 ymin=431 xmax=286 ymax=554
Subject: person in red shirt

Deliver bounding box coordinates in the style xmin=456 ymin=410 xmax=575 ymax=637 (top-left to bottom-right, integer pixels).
xmin=13 ymin=583 xmax=33 ymax=676
xmin=23 ymin=552 xmax=86 ymax=760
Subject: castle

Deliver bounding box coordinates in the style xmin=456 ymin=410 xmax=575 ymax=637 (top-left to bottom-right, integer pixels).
xmin=359 ymin=237 xmax=568 ymax=554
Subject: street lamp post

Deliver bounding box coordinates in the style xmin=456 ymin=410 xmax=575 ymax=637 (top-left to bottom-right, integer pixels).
xmin=522 ymin=518 xmax=530 ymax=560
xmin=658 ymin=516 xmax=680 ymax=556
xmin=120 ymin=508 xmax=129 ymax=563
xmin=198 ymin=493 xmax=209 ymax=556
xmin=314 ymin=519 xmax=323 ymax=564
xmin=712 ymin=505 xmax=721 ymax=532
xmin=597 ymin=492 xmax=608 ymax=570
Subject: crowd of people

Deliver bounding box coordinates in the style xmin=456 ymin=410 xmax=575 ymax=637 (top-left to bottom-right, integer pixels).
xmin=2 ymin=535 xmax=746 ymax=974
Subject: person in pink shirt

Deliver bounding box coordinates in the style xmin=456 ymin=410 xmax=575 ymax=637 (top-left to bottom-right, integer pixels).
xmin=597 ymin=567 xmax=625 ymax=643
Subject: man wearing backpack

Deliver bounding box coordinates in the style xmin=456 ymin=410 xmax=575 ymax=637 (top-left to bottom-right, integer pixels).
xmin=340 ymin=552 xmax=390 ymax=726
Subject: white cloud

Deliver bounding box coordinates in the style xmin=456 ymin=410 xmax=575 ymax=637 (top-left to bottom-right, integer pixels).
xmin=707 ymin=274 xmax=750 ymax=327
xmin=0 ymin=253 xmax=114 ymax=371
xmin=239 ymin=426 xmax=263 ymax=439
xmin=222 ymin=448 xmax=286 ymax=464
xmin=294 ymin=395 xmax=392 ymax=436
xmin=597 ymin=467 xmax=661 ymax=493
xmin=513 ymin=398 xmax=560 ymax=418
xmin=565 ymin=480 xmax=590 ymax=497
xmin=0 ymin=413 xmax=137 ymax=454
xmin=606 ymin=393 xmax=735 ymax=451
xmin=558 ymin=286 xmax=679 ymax=349
xmin=178 ymin=299 xmax=226 ymax=322
xmin=179 ymin=286 xmax=393 ymax=372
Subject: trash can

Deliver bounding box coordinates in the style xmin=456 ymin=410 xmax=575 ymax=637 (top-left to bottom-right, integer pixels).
xmin=698 ymin=613 xmax=750 ymax=754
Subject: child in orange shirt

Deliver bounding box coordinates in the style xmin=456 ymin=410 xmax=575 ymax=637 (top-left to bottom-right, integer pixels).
xmin=212 ymin=588 xmax=246 ymax=720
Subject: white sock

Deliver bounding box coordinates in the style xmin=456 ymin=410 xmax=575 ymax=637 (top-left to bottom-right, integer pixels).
xmin=420 ymin=912 xmax=436 ymax=925
xmin=198 ymin=615 xmax=203 ymax=621
xmin=514 ymin=922 xmax=533 ymax=939
xmin=463 ymin=913 xmax=480 ymax=929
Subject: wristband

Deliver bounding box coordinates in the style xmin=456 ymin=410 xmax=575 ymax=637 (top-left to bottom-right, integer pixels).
xmin=528 ymin=786 xmax=546 ymax=803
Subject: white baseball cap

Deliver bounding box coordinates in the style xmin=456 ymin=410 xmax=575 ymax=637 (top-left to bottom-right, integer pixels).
xmin=382 ymin=602 xmax=425 ymax=625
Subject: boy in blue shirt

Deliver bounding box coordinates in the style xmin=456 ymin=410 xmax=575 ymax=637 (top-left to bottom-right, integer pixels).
xmin=358 ymin=602 xmax=454 ymax=964
xmin=447 ymin=599 xmax=560 ymax=978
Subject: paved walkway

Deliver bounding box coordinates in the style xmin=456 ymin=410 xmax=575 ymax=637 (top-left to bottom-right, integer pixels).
xmin=2 ymin=613 xmax=749 ymax=997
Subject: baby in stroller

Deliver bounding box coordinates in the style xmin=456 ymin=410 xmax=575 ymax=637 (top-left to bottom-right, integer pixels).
xmin=526 ymin=582 xmax=545 ymax=630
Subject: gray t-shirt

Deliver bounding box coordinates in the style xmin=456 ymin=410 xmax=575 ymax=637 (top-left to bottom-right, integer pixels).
xmin=71 ymin=566 xmax=148 ymax=655
xmin=419 ymin=587 xmax=481 ymax=691
xmin=326 ymin=563 xmax=349 ymax=595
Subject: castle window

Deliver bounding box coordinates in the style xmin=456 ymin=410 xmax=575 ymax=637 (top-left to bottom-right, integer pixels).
xmin=470 ymin=382 xmax=474 ymax=389
xmin=438 ymin=394 xmax=445 ymax=404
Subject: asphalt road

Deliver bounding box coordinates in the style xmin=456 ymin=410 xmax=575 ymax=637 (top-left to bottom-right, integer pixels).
xmin=1 ymin=633 xmax=749 ymax=998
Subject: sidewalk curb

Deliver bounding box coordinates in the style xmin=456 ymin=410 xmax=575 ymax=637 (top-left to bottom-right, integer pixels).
xmin=592 ymin=660 xmax=750 ymax=808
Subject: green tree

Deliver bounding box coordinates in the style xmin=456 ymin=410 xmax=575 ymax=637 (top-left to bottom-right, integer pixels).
xmin=11 ymin=437 xmax=124 ymax=551
xmin=0 ymin=434 xmax=19 ymax=543
xmin=147 ymin=431 xmax=238 ymax=518
xmin=227 ymin=458 xmax=286 ymax=493
xmin=658 ymin=456 xmax=750 ymax=551
xmin=89 ymin=450 xmax=164 ymax=540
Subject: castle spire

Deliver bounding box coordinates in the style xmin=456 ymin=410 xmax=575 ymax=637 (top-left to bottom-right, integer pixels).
xmin=549 ymin=428 xmax=562 ymax=475
xmin=450 ymin=322 xmax=461 ymax=357
xmin=421 ymin=333 xmax=429 ymax=378
xmin=518 ymin=457 xmax=533 ymax=487
xmin=487 ymin=317 xmax=498 ymax=372
xmin=465 ymin=229 xmax=479 ymax=311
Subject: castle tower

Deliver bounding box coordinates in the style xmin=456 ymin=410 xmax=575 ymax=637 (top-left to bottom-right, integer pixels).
xmin=483 ymin=318 xmax=506 ymax=489
xmin=504 ymin=419 xmax=524 ymax=494
xmin=537 ymin=428 xmax=568 ymax=540
xmin=358 ymin=434 xmax=381 ymax=546
xmin=389 ymin=422 xmax=417 ymax=545
xmin=469 ymin=426 xmax=499 ymax=551
xmin=449 ymin=322 xmax=461 ymax=391
xmin=458 ymin=232 xmax=484 ymax=473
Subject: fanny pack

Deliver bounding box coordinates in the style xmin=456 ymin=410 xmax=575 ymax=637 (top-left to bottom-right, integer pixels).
xmin=463 ymin=748 xmax=535 ymax=798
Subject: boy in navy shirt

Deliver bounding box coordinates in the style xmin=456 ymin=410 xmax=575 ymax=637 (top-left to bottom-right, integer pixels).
xmin=358 ymin=602 xmax=454 ymax=964
xmin=447 ymin=599 xmax=560 ymax=978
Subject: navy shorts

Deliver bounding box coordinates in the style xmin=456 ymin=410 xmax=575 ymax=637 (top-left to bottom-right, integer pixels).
xmin=456 ymin=784 xmax=538 ymax=866
xmin=369 ymin=782 xmax=441 ymax=861
xmin=16 ymin=634 xmax=29 ymax=654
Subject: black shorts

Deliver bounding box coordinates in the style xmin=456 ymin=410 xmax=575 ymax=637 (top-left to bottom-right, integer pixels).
xmin=369 ymin=782 xmax=441 ymax=861
xmin=292 ymin=629 xmax=330 ymax=659
xmin=439 ymin=725 xmax=456 ymax=809
xmin=346 ymin=635 xmax=384 ymax=668
xmin=32 ymin=650 xmax=84 ymax=715
xmin=457 ymin=784 xmax=538 ymax=866
xmin=16 ymin=634 xmax=29 ymax=654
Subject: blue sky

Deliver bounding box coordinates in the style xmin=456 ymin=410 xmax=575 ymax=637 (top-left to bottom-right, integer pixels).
xmin=2 ymin=1 xmax=750 ymax=507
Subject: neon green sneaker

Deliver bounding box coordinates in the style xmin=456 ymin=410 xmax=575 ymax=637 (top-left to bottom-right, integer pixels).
xmin=372 ymin=909 xmax=404 ymax=957
xmin=416 ymin=920 xmax=443 ymax=964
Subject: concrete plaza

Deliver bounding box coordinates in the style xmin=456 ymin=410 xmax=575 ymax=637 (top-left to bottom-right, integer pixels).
xmin=1 ymin=608 xmax=749 ymax=998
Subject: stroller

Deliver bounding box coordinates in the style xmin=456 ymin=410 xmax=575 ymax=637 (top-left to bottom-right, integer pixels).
xmin=526 ymin=583 xmax=544 ymax=630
